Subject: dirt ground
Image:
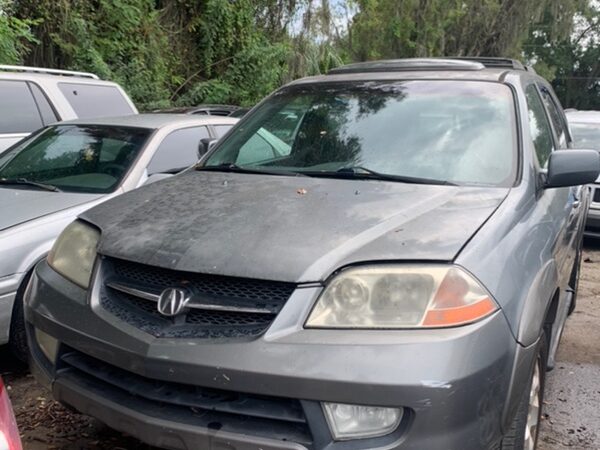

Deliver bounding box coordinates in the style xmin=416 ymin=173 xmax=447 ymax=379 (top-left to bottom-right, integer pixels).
xmin=1 ymin=242 xmax=600 ymax=450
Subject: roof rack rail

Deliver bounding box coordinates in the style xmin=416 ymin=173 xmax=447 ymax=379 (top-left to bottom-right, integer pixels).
xmin=328 ymin=58 xmax=485 ymax=75
xmin=0 ymin=65 xmax=99 ymax=80
xmin=450 ymin=57 xmax=526 ymax=71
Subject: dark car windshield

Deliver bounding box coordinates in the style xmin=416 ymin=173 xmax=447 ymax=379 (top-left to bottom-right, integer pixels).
xmin=0 ymin=125 xmax=151 ymax=193
xmin=203 ymin=80 xmax=517 ymax=186
xmin=570 ymin=123 xmax=600 ymax=151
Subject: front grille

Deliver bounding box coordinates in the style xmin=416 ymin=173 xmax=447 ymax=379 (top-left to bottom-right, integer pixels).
xmin=57 ymin=349 xmax=313 ymax=447
xmin=112 ymin=258 xmax=294 ymax=305
xmin=99 ymin=257 xmax=296 ymax=339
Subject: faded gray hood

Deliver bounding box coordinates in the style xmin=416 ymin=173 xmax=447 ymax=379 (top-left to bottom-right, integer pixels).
xmin=82 ymin=171 xmax=509 ymax=283
xmin=0 ymin=187 xmax=102 ymax=231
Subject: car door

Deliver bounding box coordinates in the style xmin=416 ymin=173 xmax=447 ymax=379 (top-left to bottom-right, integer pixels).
xmin=539 ymin=84 xmax=585 ymax=272
xmin=526 ymin=83 xmax=577 ymax=291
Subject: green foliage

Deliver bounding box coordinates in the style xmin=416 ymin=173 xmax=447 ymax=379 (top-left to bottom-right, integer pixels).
xmin=524 ymin=1 xmax=600 ymax=109
xmin=0 ymin=0 xmax=37 ymax=64
xmin=348 ymin=0 xmax=583 ymax=60
xmin=3 ymin=0 xmax=598 ymax=110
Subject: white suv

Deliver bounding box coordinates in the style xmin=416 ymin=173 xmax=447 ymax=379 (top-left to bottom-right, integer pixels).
xmin=566 ymin=110 xmax=600 ymax=236
xmin=0 ymin=65 xmax=137 ymax=152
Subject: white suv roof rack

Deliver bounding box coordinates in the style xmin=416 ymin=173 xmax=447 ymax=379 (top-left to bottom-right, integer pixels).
xmin=0 ymin=65 xmax=99 ymax=80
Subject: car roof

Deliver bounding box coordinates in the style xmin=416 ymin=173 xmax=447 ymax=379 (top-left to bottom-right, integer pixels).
xmin=58 ymin=113 xmax=239 ymax=129
xmin=153 ymin=104 xmax=241 ymax=116
xmin=565 ymin=110 xmax=600 ymax=124
xmin=0 ymin=71 xmax=121 ymax=86
xmin=288 ymin=57 xmax=539 ymax=86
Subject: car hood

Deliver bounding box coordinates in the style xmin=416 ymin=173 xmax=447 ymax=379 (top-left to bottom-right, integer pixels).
xmin=0 ymin=187 xmax=102 ymax=231
xmin=82 ymin=171 xmax=509 ymax=283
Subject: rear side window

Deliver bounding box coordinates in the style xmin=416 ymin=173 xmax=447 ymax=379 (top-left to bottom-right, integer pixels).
xmin=0 ymin=80 xmax=43 ymax=133
xmin=148 ymin=126 xmax=210 ymax=174
xmin=213 ymin=124 xmax=233 ymax=137
xmin=525 ymin=85 xmax=554 ymax=167
xmin=58 ymin=83 xmax=135 ymax=118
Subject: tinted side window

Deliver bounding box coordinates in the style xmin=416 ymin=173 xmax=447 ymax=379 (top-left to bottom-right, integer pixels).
xmin=29 ymin=83 xmax=59 ymax=124
xmin=540 ymin=87 xmax=567 ymax=148
xmin=525 ymin=85 xmax=554 ymax=167
xmin=148 ymin=126 xmax=210 ymax=174
xmin=237 ymin=134 xmax=277 ymax=164
xmin=0 ymin=80 xmax=43 ymax=133
xmin=58 ymin=83 xmax=135 ymax=118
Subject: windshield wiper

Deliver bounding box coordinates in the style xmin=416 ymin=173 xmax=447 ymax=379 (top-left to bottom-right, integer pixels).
xmin=0 ymin=177 xmax=61 ymax=192
xmin=196 ymin=163 xmax=307 ymax=177
xmin=302 ymin=166 xmax=457 ymax=186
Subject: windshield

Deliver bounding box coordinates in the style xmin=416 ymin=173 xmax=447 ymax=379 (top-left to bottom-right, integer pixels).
xmin=570 ymin=123 xmax=600 ymax=151
xmin=0 ymin=125 xmax=151 ymax=193
xmin=204 ymin=80 xmax=517 ymax=186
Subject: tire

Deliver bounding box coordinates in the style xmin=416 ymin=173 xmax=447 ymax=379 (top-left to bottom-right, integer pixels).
xmin=567 ymin=251 xmax=581 ymax=316
xmin=497 ymin=333 xmax=547 ymax=450
xmin=8 ymin=272 xmax=32 ymax=364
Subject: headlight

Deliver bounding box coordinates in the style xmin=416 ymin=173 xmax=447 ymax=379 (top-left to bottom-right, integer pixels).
xmin=47 ymin=221 xmax=100 ymax=288
xmin=306 ymin=265 xmax=497 ymax=328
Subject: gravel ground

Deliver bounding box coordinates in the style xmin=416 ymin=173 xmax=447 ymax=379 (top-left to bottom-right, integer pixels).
xmin=1 ymin=241 xmax=600 ymax=449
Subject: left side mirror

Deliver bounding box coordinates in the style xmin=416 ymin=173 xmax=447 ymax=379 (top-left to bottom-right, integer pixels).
xmin=545 ymin=150 xmax=600 ymax=188
xmin=198 ymin=138 xmax=217 ymax=158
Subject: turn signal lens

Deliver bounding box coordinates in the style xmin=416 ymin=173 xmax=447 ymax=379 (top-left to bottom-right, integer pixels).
xmin=422 ymin=268 xmax=496 ymax=327
xmin=306 ymin=265 xmax=497 ymax=329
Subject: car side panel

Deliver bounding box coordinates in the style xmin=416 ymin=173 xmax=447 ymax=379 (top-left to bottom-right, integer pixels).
xmin=457 ymin=79 xmax=579 ymax=345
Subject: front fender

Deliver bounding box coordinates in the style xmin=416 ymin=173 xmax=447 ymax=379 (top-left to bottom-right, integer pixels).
xmin=516 ymin=259 xmax=557 ymax=345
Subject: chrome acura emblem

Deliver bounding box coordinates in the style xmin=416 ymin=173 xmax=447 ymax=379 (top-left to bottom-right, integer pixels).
xmin=157 ymin=287 xmax=191 ymax=317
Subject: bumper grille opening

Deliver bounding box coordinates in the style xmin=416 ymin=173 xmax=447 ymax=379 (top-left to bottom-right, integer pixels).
xmin=99 ymin=257 xmax=296 ymax=340
xmin=57 ymin=349 xmax=313 ymax=447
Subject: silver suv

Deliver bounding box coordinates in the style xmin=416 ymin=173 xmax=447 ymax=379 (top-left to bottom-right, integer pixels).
xmin=25 ymin=58 xmax=599 ymax=450
xmin=0 ymin=65 xmax=137 ymax=152
xmin=566 ymin=110 xmax=600 ymax=236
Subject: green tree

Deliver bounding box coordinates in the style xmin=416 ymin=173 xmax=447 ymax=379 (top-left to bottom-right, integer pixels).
xmin=0 ymin=0 xmax=36 ymax=64
xmin=347 ymin=0 xmax=582 ymax=60
xmin=524 ymin=2 xmax=600 ymax=109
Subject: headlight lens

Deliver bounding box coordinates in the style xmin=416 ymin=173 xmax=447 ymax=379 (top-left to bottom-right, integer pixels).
xmin=47 ymin=221 xmax=100 ymax=288
xmin=306 ymin=265 xmax=497 ymax=328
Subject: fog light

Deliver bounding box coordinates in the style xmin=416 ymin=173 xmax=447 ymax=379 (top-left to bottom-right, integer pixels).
xmin=323 ymin=403 xmax=402 ymax=440
xmin=35 ymin=329 xmax=59 ymax=363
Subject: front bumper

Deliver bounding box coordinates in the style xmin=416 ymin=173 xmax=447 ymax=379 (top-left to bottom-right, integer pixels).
xmin=26 ymin=260 xmax=531 ymax=450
